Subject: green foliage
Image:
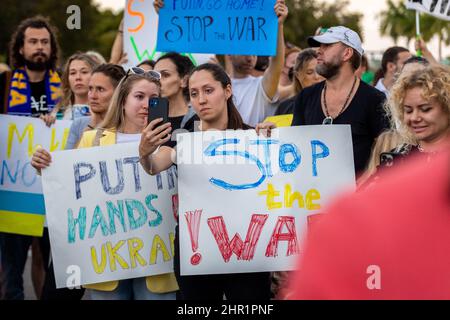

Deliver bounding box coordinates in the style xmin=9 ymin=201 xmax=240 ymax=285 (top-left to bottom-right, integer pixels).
xmin=379 ymin=0 xmax=450 ymax=45
xmin=0 ymin=0 xmax=122 ymax=65
xmin=284 ymin=0 xmax=363 ymax=48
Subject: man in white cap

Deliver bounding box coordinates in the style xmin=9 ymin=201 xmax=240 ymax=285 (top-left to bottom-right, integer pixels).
xmin=291 ymin=26 xmax=389 ymax=175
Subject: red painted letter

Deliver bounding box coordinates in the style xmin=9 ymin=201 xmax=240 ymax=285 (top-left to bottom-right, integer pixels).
xmin=207 ymin=214 xmax=268 ymax=262
xmin=265 ymin=216 xmax=299 ymax=257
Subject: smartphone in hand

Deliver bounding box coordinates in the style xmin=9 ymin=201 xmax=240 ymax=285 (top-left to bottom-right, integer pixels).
xmin=148 ymin=97 xmax=169 ymax=128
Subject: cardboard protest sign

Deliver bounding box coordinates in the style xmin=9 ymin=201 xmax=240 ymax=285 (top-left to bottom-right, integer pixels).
xmin=156 ymin=0 xmax=278 ymax=55
xmin=42 ymin=142 xmax=178 ymax=288
xmin=124 ymin=0 xmax=213 ymax=70
xmin=405 ymin=0 xmax=450 ymax=21
xmin=0 ymin=115 xmax=71 ymax=236
xmin=177 ymin=126 xmax=355 ymax=275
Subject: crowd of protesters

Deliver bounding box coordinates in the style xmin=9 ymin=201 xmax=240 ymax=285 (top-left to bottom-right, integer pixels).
xmin=0 ymin=0 xmax=449 ymax=300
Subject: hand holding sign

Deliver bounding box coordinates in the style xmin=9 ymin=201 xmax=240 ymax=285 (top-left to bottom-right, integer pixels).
xmin=255 ymin=121 xmax=277 ymax=138
xmin=31 ymin=147 xmax=52 ymax=174
xmin=156 ymin=0 xmax=279 ymax=55
xmin=153 ymin=0 xmax=164 ymax=13
xmin=274 ymin=0 xmax=288 ymax=24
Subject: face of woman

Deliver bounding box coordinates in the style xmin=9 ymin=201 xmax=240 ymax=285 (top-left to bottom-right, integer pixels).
xmin=403 ymin=87 xmax=449 ymax=144
xmin=123 ymin=79 xmax=160 ymax=131
xmin=68 ymin=59 xmax=92 ymax=97
xmin=189 ymin=70 xmax=231 ymax=123
xmin=88 ymin=72 xmax=115 ymax=115
xmin=283 ymin=51 xmax=299 ymax=76
xmin=154 ymin=59 xmax=184 ymax=99
xmin=296 ymin=58 xmax=323 ymax=89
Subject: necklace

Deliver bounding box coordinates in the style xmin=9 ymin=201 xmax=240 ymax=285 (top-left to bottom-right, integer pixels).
xmin=322 ymin=76 xmax=358 ymax=125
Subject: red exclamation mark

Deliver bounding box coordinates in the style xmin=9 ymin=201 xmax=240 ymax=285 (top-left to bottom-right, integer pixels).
xmin=184 ymin=209 xmax=203 ymax=265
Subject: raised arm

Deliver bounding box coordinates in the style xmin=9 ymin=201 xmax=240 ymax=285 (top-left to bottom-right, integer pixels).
xmin=415 ymin=38 xmax=439 ymax=65
xmin=261 ymin=0 xmax=288 ymax=100
xmin=110 ymin=19 xmax=128 ymax=65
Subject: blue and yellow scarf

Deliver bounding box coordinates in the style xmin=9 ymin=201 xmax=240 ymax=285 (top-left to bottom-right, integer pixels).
xmin=7 ymin=68 xmax=62 ymax=115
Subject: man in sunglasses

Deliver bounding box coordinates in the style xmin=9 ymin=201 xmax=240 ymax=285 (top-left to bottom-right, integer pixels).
xmin=291 ymin=26 xmax=389 ymax=175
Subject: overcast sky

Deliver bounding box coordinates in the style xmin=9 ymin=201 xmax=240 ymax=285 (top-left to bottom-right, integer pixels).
xmin=94 ymin=0 xmax=450 ymax=57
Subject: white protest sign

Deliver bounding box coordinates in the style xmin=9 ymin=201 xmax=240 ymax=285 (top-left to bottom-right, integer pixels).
xmin=0 ymin=114 xmax=71 ymax=236
xmin=42 ymin=142 xmax=178 ymax=288
xmin=405 ymin=0 xmax=450 ymax=21
xmin=177 ymin=126 xmax=356 ymax=275
xmin=124 ymin=0 xmax=213 ymax=70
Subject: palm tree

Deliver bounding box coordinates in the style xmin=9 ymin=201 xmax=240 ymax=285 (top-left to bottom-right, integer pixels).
xmin=379 ymin=0 xmax=415 ymax=46
xmin=379 ymin=0 xmax=450 ymax=61
xmin=422 ymin=16 xmax=450 ymax=61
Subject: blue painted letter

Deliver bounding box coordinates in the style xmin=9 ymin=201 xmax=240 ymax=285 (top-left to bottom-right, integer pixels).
xmin=204 ymin=139 xmax=266 ymax=190
xmin=311 ymin=140 xmax=330 ymax=176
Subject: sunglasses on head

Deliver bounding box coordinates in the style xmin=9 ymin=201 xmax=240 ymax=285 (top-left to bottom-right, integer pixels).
xmin=124 ymin=67 xmax=161 ymax=81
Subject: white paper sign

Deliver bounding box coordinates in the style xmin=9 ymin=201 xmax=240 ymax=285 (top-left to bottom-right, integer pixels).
xmin=405 ymin=0 xmax=450 ymax=21
xmin=0 ymin=114 xmax=71 ymax=236
xmin=124 ymin=0 xmax=213 ymax=70
xmin=42 ymin=142 xmax=178 ymax=288
xmin=177 ymin=126 xmax=356 ymax=275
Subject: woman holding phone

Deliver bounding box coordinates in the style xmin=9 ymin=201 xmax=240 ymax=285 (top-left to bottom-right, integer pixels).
xmin=139 ymin=63 xmax=272 ymax=300
xmin=31 ymin=67 xmax=178 ymax=300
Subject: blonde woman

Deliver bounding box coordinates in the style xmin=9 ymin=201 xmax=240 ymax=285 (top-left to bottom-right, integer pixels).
xmin=32 ymin=68 xmax=178 ymax=300
xmin=54 ymin=52 xmax=99 ymax=120
xmin=387 ymin=65 xmax=450 ymax=155
xmin=358 ymin=65 xmax=450 ymax=190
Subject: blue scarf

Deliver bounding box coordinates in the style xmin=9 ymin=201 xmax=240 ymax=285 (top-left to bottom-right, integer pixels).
xmin=7 ymin=67 xmax=62 ymax=116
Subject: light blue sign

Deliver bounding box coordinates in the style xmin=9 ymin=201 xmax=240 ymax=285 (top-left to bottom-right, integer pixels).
xmin=156 ymin=0 xmax=278 ymax=55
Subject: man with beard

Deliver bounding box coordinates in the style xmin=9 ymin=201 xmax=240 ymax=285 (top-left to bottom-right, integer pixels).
xmin=291 ymin=26 xmax=388 ymax=175
xmin=0 ymin=16 xmax=61 ymax=300
xmin=0 ymin=16 xmax=62 ymax=125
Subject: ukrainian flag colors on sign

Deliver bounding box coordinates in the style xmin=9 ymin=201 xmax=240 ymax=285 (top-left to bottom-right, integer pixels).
xmin=0 ymin=115 xmax=72 ymax=236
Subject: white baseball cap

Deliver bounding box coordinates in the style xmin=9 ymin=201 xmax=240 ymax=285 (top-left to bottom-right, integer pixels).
xmin=308 ymin=26 xmax=364 ymax=56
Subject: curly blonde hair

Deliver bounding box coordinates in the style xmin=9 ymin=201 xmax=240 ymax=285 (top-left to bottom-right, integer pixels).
xmin=386 ymin=65 xmax=450 ymax=144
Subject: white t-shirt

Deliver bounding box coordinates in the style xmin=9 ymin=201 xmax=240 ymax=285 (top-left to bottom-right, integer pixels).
xmin=231 ymin=76 xmax=279 ymax=127
xmin=375 ymin=78 xmax=389 ymax=97
xmin=116 ymin=132 xmax=142 ymax=144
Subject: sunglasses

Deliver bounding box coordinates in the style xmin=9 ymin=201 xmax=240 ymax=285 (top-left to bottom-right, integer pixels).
xmin=124 ymin=67 xmax=161 ymax=81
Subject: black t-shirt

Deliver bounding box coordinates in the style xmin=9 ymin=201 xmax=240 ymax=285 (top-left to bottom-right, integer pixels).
xmin=164 ymin=115 xmax=185 ymax=148
xmin=0 ymin=71 xmax=50 ymax=116
xmin=275 ymin=96 xmax=295 ymax=115
xmin=292 ymin=80 xmax=388 ymax=174
xmin=29 ymin=79 xmax=49 ymax=116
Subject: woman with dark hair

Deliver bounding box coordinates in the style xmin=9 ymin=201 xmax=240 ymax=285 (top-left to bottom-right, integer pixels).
xmin=137 ymin=59 xmax=156 ymax=71
xmin=138 ymin=63 xmax=271 ymax=300
xmin=153 ymin=52 xmax=196 ymax=147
